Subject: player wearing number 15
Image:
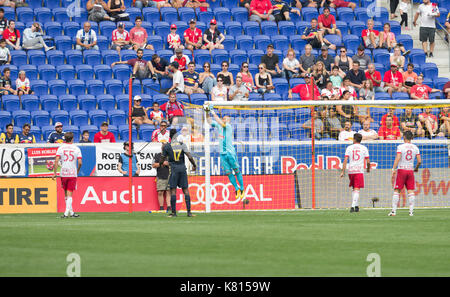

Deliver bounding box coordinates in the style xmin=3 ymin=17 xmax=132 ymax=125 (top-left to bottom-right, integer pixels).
xmin=162 ymin=129 xmax=197 ymax=217
xmin=52 ymin=132 xmax=83 ymax=219
xmin=340 ymin=133 xmax=370 ymax=213
xmin=389 ymin=131 xmax=421 ymax=217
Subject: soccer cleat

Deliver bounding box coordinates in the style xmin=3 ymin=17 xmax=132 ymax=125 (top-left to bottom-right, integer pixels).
xmin=239 ymin=189 xmax=245 ymax=200
xmin=429 ymin=52 xmax=434 ymax=58
xmin=235 ymin=190 xmax=241 ymax=201
xmin=388 ymin=211 xmax=396 ymax=216
xmin=187 ymin=211 xmax=195 ymax=217
xmin=70 ymin=213 xmax=80 ymax=218
xmin=168 ymin=212 xmax=177 ymax=217
xmin=350 ymin=207 xmax=355 ymax=213
xmin=61 ymin=215 xmax=68 ymax=218
xmin=355 ymin=206 xmax=360 ymax=212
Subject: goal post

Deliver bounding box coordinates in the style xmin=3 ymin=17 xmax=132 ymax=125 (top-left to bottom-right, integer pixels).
xmin=200 ymin=99 xmax=450 ymax=212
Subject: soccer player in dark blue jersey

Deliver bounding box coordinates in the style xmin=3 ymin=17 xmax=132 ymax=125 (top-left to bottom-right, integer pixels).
xmin=162 ymin=129 xmax=197 ymax=217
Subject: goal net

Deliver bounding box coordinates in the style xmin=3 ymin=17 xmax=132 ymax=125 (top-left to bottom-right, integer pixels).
xmin=182 ymin=99 xmax=450 ymax=212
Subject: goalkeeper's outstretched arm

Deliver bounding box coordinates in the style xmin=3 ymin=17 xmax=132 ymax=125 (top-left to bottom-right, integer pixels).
xmin=205 ymin=106 xmax=225 ymax=127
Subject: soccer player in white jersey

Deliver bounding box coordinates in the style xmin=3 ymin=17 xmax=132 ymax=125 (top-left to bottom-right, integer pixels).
xmin=52 ymin=132 xmax=83 ymax=218
xmin=389 ymin=130 xmax=421 ymax=217
xmin=340 ymin=133 xmax=370 ymax=213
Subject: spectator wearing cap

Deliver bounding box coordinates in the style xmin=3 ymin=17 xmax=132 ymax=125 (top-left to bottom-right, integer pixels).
xmin=184 ymin=19 xmax=203 ymax=52
xmin=111 ymin=22 xmax=131 ymax=55
xmin=288 ymin=74 xmax=320 ymax=100
xmin=365 ymin=63 xmax=383 ymax=93
xmin=249 ymin=0 xmax=275 ymax=23
xmin=317 ymin=45 xmax=335 ymax=72
xmin=131 ymin=95 xmax=153 ymax=125
xmin=261 ymin=44 xmax=284 ymax=78
xmin=301 ymin=18 xmax=337 ymax=50
xmin=112 ymin=48 xmax=157 ymax=80
xmin=76 ymin=22 xmax=99 ymax=51
xmin=183 ymin=61 xmax=205 ymax=95
xmin=352 ymin=45 xmax=371 ymax=71
xmin=170 ymin=48 xmax=190 ymax=72
xmin=345 ymin=61 xmax=366 ymax=93
xmin=382 ymin=64 xmax=407 ymax=96
xmin=167 ymin=24 xmax=184 ymax=51
xmin=130 ymin=16 xmax=154 ymax=51
xmin=362 ymin=19 xmax=380 ymax=49
xmin=318 ymin=6 xmax=342 ymax=38
xmin=151 ymin=53 xmax=171 ymax=80
xmin=166 ymin=61 xmax=184 ymax=94
xmin=203 ymin=19 xmax=225 ymax=54
xmin=94 ymin=122 xmax=116 ymax=143
xmin=47 ymin=122 xmax=65 ymax=144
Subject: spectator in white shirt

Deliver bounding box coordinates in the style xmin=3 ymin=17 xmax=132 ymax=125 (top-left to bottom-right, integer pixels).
xmin=413 ymin=0 xmax=440 ymax=58
xmin=166 ymin=61 xmax=184 ymax=94
xmin=22 ymin=23 xmax=54 ymax=51
xmin=358 ymin=120 xmax=378 ymax=140
xmin=0 ymin=38 xmax=10 ymax=65
xmin=211 ymin=77 xmax=228 ymax=101
xmin=339 ymin=121 xmax=356 ymax=141
xmin=15 ymin=70 xmax=33 ymax=99
xmin=76 ymin=22 xmax=99 ymax=51
xmin=111 ymin=22 xmax=131 ymax=55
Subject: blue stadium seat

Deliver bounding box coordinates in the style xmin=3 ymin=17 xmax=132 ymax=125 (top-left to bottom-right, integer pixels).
xmin=409 ymin=49 xmax=427 ymax=65
xmin=44 ymin=0 xmax=60 ymax=9
xmin=248 ymin=49 xmax=264 ymax=65
xmin=254 ymin=35 xmax=271 ymax=50
xmin=243 ymin=21 xmax=260 ymax=36
xmin=40 ymin=95 xmax=58 ymax=112
xmin=3 ymin=95 xmax=20 ymax=112
xmin=225 ymin=21 xmax=242 ymax=37
xmin=10 ymin=51 xmax=27 ymax=67
xmin=45 ymin=50 xmax=64 ymax=67
xmin=373 ymin=7 xmax=389 ymax=24
xmin=178 ymin=7 xmax=195 ymax=23
xmin=59 ymin=95 xmax=77 ymax=112
xmin=83 ymin=50 xmax=102 ymax=66
xmin=70 ymin=110 xmax=89 ymax=127
xmin=375 ymin=92 xmax=391 ymax=100
xmin=261 ymin=21 xmax=278 ymax=36
xmin=221 ymin=35 xmax=235 ymax=51
xmin=85 ymin=79 xmax=105 ymax=97
xmin=349 ymin=20 xmax=365 ymax=36
xmin=105 ymin=79 xmax=123 ymax=96
xmin=63 ymin=22 xmax=80 ymax=38
xmin=20 ymin=65 xmax=38 ymax=81
xmin=79 ymin=125 xmax=98 ymax=141
xmin=198 ymin=10 xmax=214 ymax=24
xmin=230 ymin=50 xmax=247 ymax=66
xmin=101 ymin=50 xmax=120 ymax=65
xmin=44 ymin=22 xmax=63 ymax=38
xmin=31 ymin=110 xmax=50 ymax=127
xmin=0 ymin=111 xmax=12 ymax=129
xmin=38 ymin=65 xmax=57 ymax=81
xmin=236 ymin=35 xmax=254 ymax=51
xmin=434 ymin=77 xmax=449 ymax=90
xmin=78 ymin=95 xmax=97 ymax=112
xmin=41 ymin=125 xmax=54 ymax=141
xmin=17 ymin=7 xmax=34 ymax=23
xmin=392 ymin=92 xmax=410 ymax=100
xmin=296 ymin=21 xmax=310 ymax=35
xmin=193 ymin=50 xmax=211 ymax=65
xmin=139 ymin=124 xmax=155 ymax=141
xmin=343 ymin=34 xmax=361 ymax=52
xmin=64 ymin=125 xmax=80 ymax=141
xmin=231 ymin=7 xmax=248 ymax=23
xmin=156 ymin=49 xmax=172 ymax=62
xmin=115 ymin=94 xmax=130 ymax=111
xmin=53 ymin=7 xmax=71 ymax=23
xmin=99 ymin=21 xmax=116 ymax=38
xmin=2 ymin=7 xmax=14 ymax=20
xmin=354 ymin=7 xmax=369 ymax=23
xmin=119 ymin=124 xmax=138 ymax=141
xmin=214 ymin=7 xmax=231 ymax=23
xmin=126 ymin=7 xmax=142 ymax=22
xmin=28 ymin=50 xmax=46 ymax=67
xmin=51 ymin=110 xmax=70 ymax=127
xmin=65 ymin=50 xmax=83 ymax=66
xmin=66 ymin=79 xmax=86 ymax=96
xmin=22 ymin=95 xmax=40 ymax=112
xmin=337 ymin=7 xmax=355 ymax=24
xmin=373 ymin=49 xmax=390 ymax=69
xmin=147 ymin=35 xmax=164 ymax=51
xmin=273 ymin=78 xmax=289 ymax=98
xmin=112 ymin=65 xmax=131 ymax=81
xmin=76 ymin=65 xmax=94 ymax=81
xmin=123 ymin=79 xmax=141 ymax=95
xmin=143 ymin=7 xmax=160 ymax=22
xmin=223 ymin=0 xmax=238 ymax=9
xmin=13 ymin=110 xmax=31 ymax=128
xmin=302 ymin=7 xmax=319 ymax=22
xmin=57 ymin=65 xmax=76 ymax=81
xmin=94 ymin=64 xmax=113 ymax=81
xmin=154 ymin=22 xmax=171 ymax=42
xmin=396 ymin=34 xmax=413 ymax=51
xmin=108 ymin=110 xmax=127 ymax=126
xmin=289 ymin=35 xmax=307 ymax=52
xmin=54 ymin=36 xmax=72 ymax=51
xmin=89 ymin=110 xmax=108 ymax=127
xmin=142 ymin=79 xmax=160 ymax=96
xmin=278 ymin=21 xmax=296 ymax=36
xmin=28 ymin=0 xmax=43 ymax=9
xmin=387 ymin=21 xmax=401 ymax=36
xmin=421 ymin=63 xmax=439 ymax=81
xmin=212 ymin=49 xmax=230 ymax=65
xmin=271 ymin=35 xmax=289 ymax=52
xmin=30 ymin=80 xmax=48 ymax=96
xmin=97 ymin=95 xmax=116 ymax=111
xmin=161 ymin=7 xmax=178 ymax=23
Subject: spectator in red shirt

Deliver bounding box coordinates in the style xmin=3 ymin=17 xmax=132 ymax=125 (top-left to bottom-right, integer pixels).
xmin=410 ymin=75 xmax=441 ymax=99
xmin=419 ymin=108 xmax=439 ymax=138
xmin=249 ymin=0 xmax=275 ymax=23
xmin=184 ymin=19 xmax=203 ymax=52
xmin=444 ymin=80 xmax=450 ymax=99
xmin=362 ymin=19 xmax=379 ymax=49
xmin=437 ymin=106 xmax=450 ymax=138
xmin=365 ymin=63 xmax=383 ymax=92
xmin=160 ymin=91 xmax=187 ymax=125
xmin=318 ymin=7 xmax=342 ymax=38
xmin=378 ymin=115 xmax=401 ymax=140
xmin=2 ymin=20 xmax=20 ymax=51
xmin=94 ymin=122 xmax=116 ymax=143
xmin=327 ymin=0 xmax=356 ymax=10
xmin=383 ymin=64 xmax=407 ymax=96
xmin=170 ymin=48 xmax=190 ymax=72
xmin=287 ymin=74 xmax=320 ymax=100
xmin=381 ymin=108 xmax=400 ymax=128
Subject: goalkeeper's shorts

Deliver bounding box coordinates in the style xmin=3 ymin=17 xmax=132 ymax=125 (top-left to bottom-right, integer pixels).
xmin=220 ymin=152 xmax=239 ymax=175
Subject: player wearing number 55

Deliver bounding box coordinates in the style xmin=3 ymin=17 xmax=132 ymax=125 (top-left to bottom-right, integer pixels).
xmin=162 ymin=129 xmax=197 ymax=218
xmin=117 ymin=141 xmax=140 ymax=177
xmin=52 ymin=132 xmax=83 ymax=219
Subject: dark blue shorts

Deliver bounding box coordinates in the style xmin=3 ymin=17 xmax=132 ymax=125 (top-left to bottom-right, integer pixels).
xmin=169 ymin=169 xmax=189 ymax=189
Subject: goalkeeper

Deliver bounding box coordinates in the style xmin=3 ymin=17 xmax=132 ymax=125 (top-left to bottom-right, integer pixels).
xmin=205 ymin=104 xmax=245 ymax=200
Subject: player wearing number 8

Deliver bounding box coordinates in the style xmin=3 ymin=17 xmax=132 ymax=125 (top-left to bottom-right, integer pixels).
xmin=52 ymin=132 xmax=83 ymax=219
xmin=162 ymin=129 xmax=197 ymax=217
xmin=340 ymin=133 xmax=370 ymax=213
xmin=389 ymin=131 xmax=421 ymax=217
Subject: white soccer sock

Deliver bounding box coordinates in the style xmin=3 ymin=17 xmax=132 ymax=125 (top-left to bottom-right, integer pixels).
xmin=64 ymin=197 xmax=70 ymax=216
xmin=392 ymin=193 xmax=400 ymax=212
xmin=352 ymin=190 xmax=359 ymax=207
xmin=66 ymin=197 xmax=73 ymax=216
xmin=408 ymin=193 xmax=415 ymax=214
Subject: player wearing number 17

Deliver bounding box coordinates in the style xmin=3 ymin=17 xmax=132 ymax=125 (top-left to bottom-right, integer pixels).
xmin=340 ymin=133 xmax=370 ymax=213
xmin=52 ymin=132 xmax=83 ymax=219
xmin=389 ymin=131 xmax=421 ymax=217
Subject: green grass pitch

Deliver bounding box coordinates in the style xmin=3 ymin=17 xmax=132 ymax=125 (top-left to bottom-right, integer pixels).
xmin=1 ymin=209 xmax=449 ymax=276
